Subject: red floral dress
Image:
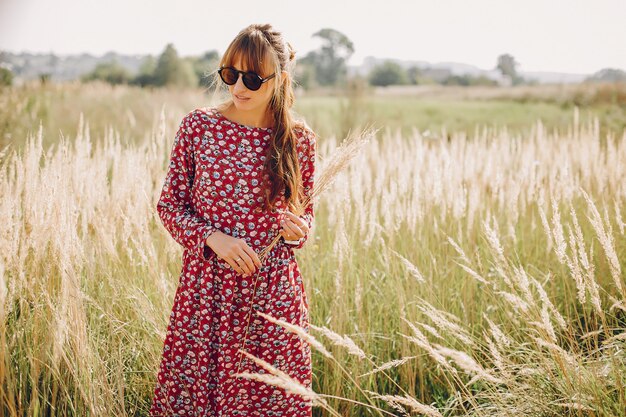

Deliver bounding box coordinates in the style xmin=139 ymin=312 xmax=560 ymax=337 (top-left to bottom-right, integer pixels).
xmin=149 ymin=107 xmax=316 ymax=417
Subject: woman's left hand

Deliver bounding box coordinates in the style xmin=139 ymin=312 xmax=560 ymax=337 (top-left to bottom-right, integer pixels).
xmin=279 ymin=210 xmax=309 ymax=241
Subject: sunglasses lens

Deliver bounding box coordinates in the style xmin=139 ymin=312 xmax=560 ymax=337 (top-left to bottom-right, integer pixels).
xmin=242 ymin=73 xmax=262 ymax=91
xmin=220 ymin=68 xmax=238 ymax=85
xmin=220 ymin=67 xmax=266 ymax=90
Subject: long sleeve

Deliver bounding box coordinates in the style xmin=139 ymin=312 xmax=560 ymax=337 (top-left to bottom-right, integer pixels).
xmin=284 ymin=127 xmax=316 ymax=249
xmin=156 ymin=112 xmax=218 ymax=261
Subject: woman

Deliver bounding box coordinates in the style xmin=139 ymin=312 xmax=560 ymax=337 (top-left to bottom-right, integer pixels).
xmin=149 ymin=23 xmax=317 ymax=416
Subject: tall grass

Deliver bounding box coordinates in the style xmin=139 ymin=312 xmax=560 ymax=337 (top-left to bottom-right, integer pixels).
xmin=0 ymin=92 xmax=625 ymax=416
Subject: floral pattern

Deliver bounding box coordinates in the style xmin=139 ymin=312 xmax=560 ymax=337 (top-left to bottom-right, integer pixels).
xmin=149 ymin=107 xmax=316 ymax=416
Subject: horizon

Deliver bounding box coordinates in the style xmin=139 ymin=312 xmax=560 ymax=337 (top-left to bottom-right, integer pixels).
xmin=0 ymin=48 xmax=608 ymax=76
xmin=1 ymin=0 xmax=624 ymax=75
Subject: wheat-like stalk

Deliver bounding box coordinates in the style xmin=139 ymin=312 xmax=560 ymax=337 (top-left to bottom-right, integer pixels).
xmin=364 ymin=390 xmax=444 ymax=417
xmin=308 ymin=323 xmax=367 ymax=359
xmin=254 ymin=310 xmax=333 ymax=359
xmin=232 ymin=349 xmax=326 ymax=406
xmin=358 ymin=356 xmax=418 ymax=378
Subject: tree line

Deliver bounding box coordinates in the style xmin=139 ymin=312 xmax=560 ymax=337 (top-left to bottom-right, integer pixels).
xmin=1 ymin=28 xmax=625 ymax=88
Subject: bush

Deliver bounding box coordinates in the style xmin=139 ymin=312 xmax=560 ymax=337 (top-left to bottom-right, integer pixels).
xmin=81 ymin=61 xmax=131 ymax=85
xmin=0 ymin=67 xmax=13 ymax=86
xmin=368 ymin=60 xmax=409 ymax=86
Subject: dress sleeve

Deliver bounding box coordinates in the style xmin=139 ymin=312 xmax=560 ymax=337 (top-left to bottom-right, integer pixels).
xmin=283 ymin=127 xmax=316 ymax=249
xmin=156 ymin=113 xmax=218 ymax=261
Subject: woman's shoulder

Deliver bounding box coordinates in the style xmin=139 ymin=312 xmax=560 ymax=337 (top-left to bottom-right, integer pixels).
xmin=292 ymin=118 xmax=316 ymax=161
xmin=173 ymin=107 xmax=224 ymax=141
xmin=179 ymin=106 xmax=220 ymax=125
xmin=292 ymin=117 xmax=317 ymax=148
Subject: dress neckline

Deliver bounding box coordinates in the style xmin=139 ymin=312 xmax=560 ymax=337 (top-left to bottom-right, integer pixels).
xmin=205 ymin=106 xmax=273 ymax=132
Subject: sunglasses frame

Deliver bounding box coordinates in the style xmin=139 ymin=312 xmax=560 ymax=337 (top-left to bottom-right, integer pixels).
xmin=218 ymin=66 xmax=276 ymax=91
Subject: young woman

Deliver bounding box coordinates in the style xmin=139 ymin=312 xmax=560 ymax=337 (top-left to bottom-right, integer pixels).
xmin=149 ymin=23 xmax=317 ymax=416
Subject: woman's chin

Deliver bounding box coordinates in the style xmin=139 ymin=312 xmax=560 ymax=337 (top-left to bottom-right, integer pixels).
xmin=233 ymin=96 xmax=252 ymax=107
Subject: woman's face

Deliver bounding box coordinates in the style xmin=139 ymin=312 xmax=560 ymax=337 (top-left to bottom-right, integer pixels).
xmin=228 ymin=54 xmax=277 ymax=114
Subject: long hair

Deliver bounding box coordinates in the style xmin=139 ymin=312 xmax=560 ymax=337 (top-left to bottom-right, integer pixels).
xmin=209 ymin=23 xmax=307 ymax=214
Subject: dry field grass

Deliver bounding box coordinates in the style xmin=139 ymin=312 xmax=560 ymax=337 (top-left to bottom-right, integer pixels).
xmin=0 ymin=82 xmax=625 ymax=416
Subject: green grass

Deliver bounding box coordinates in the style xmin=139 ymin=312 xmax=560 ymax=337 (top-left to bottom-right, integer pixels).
xmin=3 ymin=82 xmax=625 ymax=154
xmin=296 ymin=95 xmax=624 ymax=140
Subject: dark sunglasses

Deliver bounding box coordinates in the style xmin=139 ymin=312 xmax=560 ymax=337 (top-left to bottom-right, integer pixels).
xmin=218 ymin=66 xmax=276 ymax=91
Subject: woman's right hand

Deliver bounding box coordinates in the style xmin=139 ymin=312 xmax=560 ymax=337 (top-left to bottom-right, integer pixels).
xmin=205 ymin=231 xmax=262 ymax=276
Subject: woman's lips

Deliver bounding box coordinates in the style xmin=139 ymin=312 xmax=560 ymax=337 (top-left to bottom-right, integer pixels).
xmin=235 ymin=94 xmax=250 ymax=101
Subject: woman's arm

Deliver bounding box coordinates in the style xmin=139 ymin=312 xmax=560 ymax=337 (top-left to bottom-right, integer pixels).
xmin=156 ymin=111 xmax=218 ymax=261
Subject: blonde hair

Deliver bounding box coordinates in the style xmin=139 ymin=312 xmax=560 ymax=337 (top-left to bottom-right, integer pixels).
xmin=208 ymin=23 xmax=307 ymax=213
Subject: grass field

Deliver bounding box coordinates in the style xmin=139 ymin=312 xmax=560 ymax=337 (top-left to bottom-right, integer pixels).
xmin=1 ymin=81 xmax=625 ymax=416
xmin=2 ymin=81 xmax=625 ymax=151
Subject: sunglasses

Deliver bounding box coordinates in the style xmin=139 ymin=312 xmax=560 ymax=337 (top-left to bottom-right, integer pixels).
xmin=218 ymin=66 xmax=276 ymax=91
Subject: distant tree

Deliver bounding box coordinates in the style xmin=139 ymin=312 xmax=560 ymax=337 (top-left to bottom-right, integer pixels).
xmin=443 ymin=74 xmax=471 ymax=86
xmin=0 ymin=66 xmax=13 ymax=86
xmin=201 ymin=50 xmax=220 ymax=62
xmin=368 ymin=60 xmax=409 ymax=86
xmin=496 ymin=54 xmax=518 ymax=78
xmin=153 ymin=44 xmax=197 ymax=88
xmin=132 ymin=55 xmax=157 ymax=87
xmin=496 ymin=53 xmax=525 ymax=86
xmin=81 ymin=60 xmax=132 ymax=85
xmin=406 ymin=66 xmax=422 ymax=84
xmin=303 ymin=28 xmax=354 ymax=86
xmin=192 ymin=50 xmax=220 ymax=87
xmin=420 ymin=67 xmax=452 ymax=84
xmin=586 ymin=68 xmax=626 ymax=82
xmin=443 ymin=74 xmax=497 ymax=86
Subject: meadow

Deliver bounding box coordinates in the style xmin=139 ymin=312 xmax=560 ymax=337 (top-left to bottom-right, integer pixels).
xmin=3 ymin=80 xmax=626 ymax=150
xmin=0 ymin=81 xmax=625 ymax=416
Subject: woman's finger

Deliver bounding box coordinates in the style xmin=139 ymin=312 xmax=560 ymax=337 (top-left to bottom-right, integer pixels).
xmin=240 ymin=243 xmax=262 ymax=269
xmin=281 ymin=219 xmax=304 ymax=239
xmin=280 ymin=229 xmax=298 ymax=241
xmin=285 ymin=211 xmax=306 ymax=228
xmin=285 ymin=211 xmax=309 ymax=235
xmin=234 ymin=249 xmax=255 ymax=275
xmin=225 ymin=257 xmax=245 ymax=275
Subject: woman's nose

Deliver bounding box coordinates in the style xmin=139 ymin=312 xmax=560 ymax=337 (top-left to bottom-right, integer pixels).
xmin=233 ymin=74 xmax=248 ymax=91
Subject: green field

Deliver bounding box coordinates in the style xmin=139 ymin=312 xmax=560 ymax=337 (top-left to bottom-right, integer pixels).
xmin=2 ymin=81 xmax=625 ymax=151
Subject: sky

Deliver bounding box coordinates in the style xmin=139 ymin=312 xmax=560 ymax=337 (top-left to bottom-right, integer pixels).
xmin=0 ymin=0 xmax=624 ymax=74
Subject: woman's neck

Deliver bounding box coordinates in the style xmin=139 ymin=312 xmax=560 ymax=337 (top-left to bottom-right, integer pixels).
xmin=220 ymin=102 xmax=274 ymax=129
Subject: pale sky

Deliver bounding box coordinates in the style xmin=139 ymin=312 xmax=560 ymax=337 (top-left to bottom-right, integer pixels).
xmin=1 ymin=0 xmax=624 ymax=74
